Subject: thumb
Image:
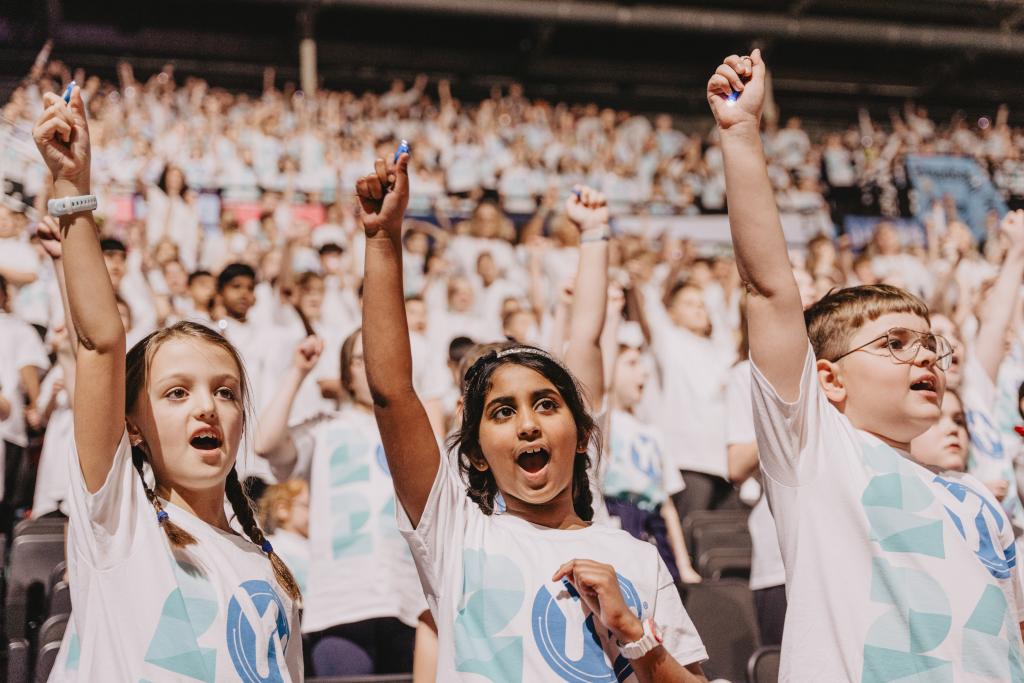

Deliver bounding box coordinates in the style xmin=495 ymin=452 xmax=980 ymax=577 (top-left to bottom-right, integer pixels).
xmin=393 ymin=153 xmax=410 ymax=196
xmin=750 ymin=48 xmax=765 ymax=79
xmin=70 ymin=85 xmax=87 ymax=121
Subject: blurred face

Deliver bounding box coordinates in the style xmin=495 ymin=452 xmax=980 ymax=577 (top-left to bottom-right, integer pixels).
xmin=910 ymin=392 xmax=968 ymax=472
xmin=104 ymin=250 xmax=127 ymax=289
xmin=405 ymin=299 xmax=428 ymax=334
xmin=875 ymin=224 xmax=900 ymax=255
xmin=449 ymin=277 xmax=474 ymax=313
xmin=221 ymin=275 xmax=256 ymax=320
xmin=613 ymin=347 xmax=649 ymax=410
xmin=163 ymin=261 xmax=188 ymax=296
xmin=503 ymin=310 xmax=533 ymax=343
xmin=129 ymin=338 xmax=244 ymax=494
xmin=929 ymin=314 xmax=963 ymax=390
xmin=277 ymin=485 xmax=310 ymax=537
xmin=189 ymin=275 xmax=216 ymax=309
xmin=472 ymin=204 xmax=502 ymax=238
xmin=475 ymin=364 xmax=582 ymax=520
xmin=667 ymin=286 xmax=709 ymax=336
xmin=823 ymin=313 xmax=945 ymax=446
xmin=477 ymin=253 xmax=499 ymax=286
xmin=298 ymin=278 xmax=325 ymax=320
xmin=345 ymin=334 xmax=372 ymax=407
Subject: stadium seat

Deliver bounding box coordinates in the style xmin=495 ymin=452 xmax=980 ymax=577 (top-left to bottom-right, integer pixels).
xmin=37 ymin=612 xmax=68 ymax=650
xmin=34 ymin=613 xmax=69 ymax=682
xmin=6 ymin=638 xmax=30 ymax=683
xmin=682 ymin=509 xmax=749 ymax=558
xmin=35 ymin=639 xmax=63 ymax=683
xmin=13 ymin=516 xmax=66 ymax=540
xmin=682 ymin=579 xmax=759 ymax=683
xmin=691 ymin=524 xmax=752 ymax=560
xmin=48 ymin=580 xmax=71 ymax=619
xmin=697 ymin=546 xmax=753 ymax=580
xmin=5 ymin=534 xmax=66 ymax=641
xmin=747 ymin=645 xmax=781 ymax=683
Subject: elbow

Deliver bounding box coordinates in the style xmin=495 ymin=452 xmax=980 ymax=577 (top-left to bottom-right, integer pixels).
xmin=368 ymin=379 xmax=417 ymax=410
xmin=77 ymin=328 xmax=126 ymax=355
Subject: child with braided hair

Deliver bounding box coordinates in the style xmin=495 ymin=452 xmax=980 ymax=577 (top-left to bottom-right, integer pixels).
xmin=360 ymin=150 xmax=708 ymax=682
xmin=34 ymin=83 xmax=302 ymax=681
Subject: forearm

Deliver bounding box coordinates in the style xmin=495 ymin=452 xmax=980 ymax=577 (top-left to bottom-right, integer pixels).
xmin=364 ymin=234 xmax=416 ymax=401
xmin=631 ymin=649 xmax=706 ymax=683
xmin=720 ymin=126 xmax=798 ymax=299
xmin=661 ymin=503 xmax=695 ymax=574
xmin=19 ymin=365 xmax=42 ymax=407
xmin=254 ymin=367 xmax=305 ymax=458
xmin=567 ymin=238 xmax=609 ymax=405
xmin=0 ymin=267 xmax=37 ymax=286
xmin=54 ymin=179 xmax=124 ymax=354
xmin=0 ymin=394 xmax=10 ymax=421
xmin=975 ymin=246 xmax=1024 ymax=380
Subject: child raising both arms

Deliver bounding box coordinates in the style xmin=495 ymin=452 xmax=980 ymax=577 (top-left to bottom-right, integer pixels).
xmin=708 ymin=51 xmax=1024 ymax=680
xmin=33 ymin=84 xmax=302 ymax=681
xmin=359 ymin=153 xmax=708 ymax=681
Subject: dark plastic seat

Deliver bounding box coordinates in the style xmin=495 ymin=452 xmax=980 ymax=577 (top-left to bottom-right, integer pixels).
xmin=306 ymin=676 xmax=414 ymax=683
xmin=6 ymin=638 xmax=30 ymax=683
xmin=698 ymin=546 xmax=753 ymax=580
xmin=747 ymin=645 xmax=781 ymax=683
xmin=35 ymin=639 xmax=64 ymax=683
xmin=683 ymin=579 xmax=759 ymax=683
xmin=48 ymin=580 xmax=72 ymax=619
xmin=5 ymin=534 xmax=66 ymax=640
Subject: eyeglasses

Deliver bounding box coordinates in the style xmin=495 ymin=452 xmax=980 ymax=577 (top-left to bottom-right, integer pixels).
xmin=831 ymin=327 xmax=953 ymax=371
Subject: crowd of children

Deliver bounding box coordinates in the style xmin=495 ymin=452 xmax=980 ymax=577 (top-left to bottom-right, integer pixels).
xmin=4 ymin=48 xmax=1024 ymax=681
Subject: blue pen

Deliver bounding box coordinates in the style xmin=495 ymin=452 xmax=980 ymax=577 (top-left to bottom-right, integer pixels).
xmin=63 ymin=81 xmax=75 ymax=104
xmin=726 ymin=90 xmax=740 ymax=106
xmin=394 ymin=139 xmax=410 ymax=162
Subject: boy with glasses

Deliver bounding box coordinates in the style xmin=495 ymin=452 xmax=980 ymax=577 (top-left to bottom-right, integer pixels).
xmin=707 ymin=50 xmax=1024 ymax=680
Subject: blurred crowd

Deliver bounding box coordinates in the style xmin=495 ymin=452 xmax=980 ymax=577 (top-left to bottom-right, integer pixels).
xmin=5 ymin=56 xmax=1024 ymax=678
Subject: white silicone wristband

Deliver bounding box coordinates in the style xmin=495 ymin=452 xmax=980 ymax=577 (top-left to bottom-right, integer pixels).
xmin=48 ymin=195 xmax=97 ymax=217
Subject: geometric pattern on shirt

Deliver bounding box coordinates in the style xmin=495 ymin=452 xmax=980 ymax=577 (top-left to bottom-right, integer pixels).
xmin=454 ymin=548 xmax=525 ymax=683
xmin=143 ymin=559 xmax=218 ymax=682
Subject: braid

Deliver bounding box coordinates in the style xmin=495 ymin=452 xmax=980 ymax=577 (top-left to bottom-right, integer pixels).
xmin=572 ymin=452 xmax=595 ymax=522
xmin=225 ymin=468 xmax=302 ymax=602
xmin=131 ymin=445 xmax=197 ymax=547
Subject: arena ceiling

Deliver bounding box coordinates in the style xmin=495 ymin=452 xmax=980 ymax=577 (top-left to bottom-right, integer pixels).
xmin=4 ymin=0 xmax=1024 ymax=127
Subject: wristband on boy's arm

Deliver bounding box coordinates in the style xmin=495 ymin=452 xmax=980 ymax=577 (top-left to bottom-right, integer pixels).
xmin=47 ymin=195 xmax=97 ymax=217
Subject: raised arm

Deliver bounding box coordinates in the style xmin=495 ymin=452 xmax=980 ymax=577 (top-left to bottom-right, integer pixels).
xmin=254 ymin=335 xmax=323 ymax=477
xmin=708 ymin=51 xmax=806 ymax=400
xmin=973 ymin=210 xmax=1024 ymax=382
xmin=33 ymin=85 xmax=126 ymax=492
xmin=564 ymin=186 xmax=610 ymax=410
xmin=359 ymin=153 xmax=439 ymax=527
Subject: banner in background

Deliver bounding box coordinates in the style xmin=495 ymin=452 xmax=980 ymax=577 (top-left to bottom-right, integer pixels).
xmin=905 ymin=154 xmax=1007 ymax=239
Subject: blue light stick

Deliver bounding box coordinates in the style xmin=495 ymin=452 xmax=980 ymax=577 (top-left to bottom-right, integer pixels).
xmin=63 ymin=81 xmax=76 ymax=104
xmin=726 ymin=90 xmax=740 ymax=106
xmin=394 ymin=139 xmax=410 ymax=162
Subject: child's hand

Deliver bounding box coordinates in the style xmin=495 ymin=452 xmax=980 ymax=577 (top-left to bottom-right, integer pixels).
xmin=293 ymin=335 xmax=324 ymax=374
xmin=706 ymin=49 xmax=766 ymax=131
xmin=36 ymin=216 xmax=64 ymax=260
xmin=32 ymin=85 xmax=91 ymax=194
xmin=553 ymin=559 xmax=644 ymax=643
xmin=566 ymin=185 xmax=609 ymax=231
xmin=356 ymin=154 xmax=410 ymax=239
xmin=1000 ymin=209 xmax=1024 ymax=254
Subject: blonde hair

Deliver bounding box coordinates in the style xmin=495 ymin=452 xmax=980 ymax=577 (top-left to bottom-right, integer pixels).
xmin=805 ymin=284 xmax=930 ymax=362
xmin=259 ymin=479 xmax=309 ymax=533
xmin=125 ymin=321 xmax=301 ymax=601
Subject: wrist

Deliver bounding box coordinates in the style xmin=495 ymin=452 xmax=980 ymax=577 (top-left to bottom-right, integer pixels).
xmin=718 ymin=120 xmax=762 ymax=144
xmin=612 ymin=615 xmax=645 ymax=643
xmin=53 ymin=176 xmax=91 ymax=198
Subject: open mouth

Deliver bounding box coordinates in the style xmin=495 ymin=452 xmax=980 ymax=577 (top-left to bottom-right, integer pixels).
xmin=516 ymin=446 xmax=550 ymax=474
xmin=910 ymin=377 xmax=936 ymax=392
xmin=190 ymin=432 xmax=222 ymax=451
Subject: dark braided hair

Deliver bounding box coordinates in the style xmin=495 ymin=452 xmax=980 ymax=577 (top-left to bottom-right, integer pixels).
xmin=225 ymin=468 xmax=302 ymax=601
xmin=447 ymin=342 xmax=600 ymax=521
xmin=126 ymin=321 xmax=300 ymax=600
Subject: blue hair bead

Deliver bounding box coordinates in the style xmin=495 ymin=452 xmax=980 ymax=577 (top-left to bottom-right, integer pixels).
xmin=156 ymin=509 xmax=169 ymax=523
xmin=261 ymin=539 xmax=274 ymax=554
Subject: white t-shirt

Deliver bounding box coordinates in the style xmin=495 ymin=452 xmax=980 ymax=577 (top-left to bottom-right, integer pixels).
xmin=398 ymin=455 xmax=708 ymax=681
xmin=282 ymin=406 xmax=425 ymax=633
xmin=51 ymin=431 xmax=303 ymax=682
xmin=32 ymin=365 xmax=72 ymax=517
xmin=0 ymin=313 xmax=49 ymax=449
xmin=752 ymin=345 xmax=1024 ymax=681
xmin=603 ymin=409 xmax=684 ymax=510
xmin=962 ymin=351 xmax=1024 ymax=532
xmin=644 ymin=291 xmax=733 ymax=477
xmin=726 ymin=361 xmax=785 ymax=592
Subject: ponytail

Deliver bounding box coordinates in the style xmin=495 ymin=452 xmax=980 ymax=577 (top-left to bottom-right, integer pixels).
xmin=225 ymin=467 xmax=303 ymax=602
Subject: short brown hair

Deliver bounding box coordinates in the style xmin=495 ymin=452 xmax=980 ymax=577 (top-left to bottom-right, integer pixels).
xmin=805 ymin=284 xmax=930 ymax=362
xmin=259 ymin=479 xmax=309 ymax=533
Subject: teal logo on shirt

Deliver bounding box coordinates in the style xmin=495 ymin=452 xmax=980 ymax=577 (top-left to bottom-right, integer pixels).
xmin=226 ymin=579 xmax=291 ymax=682
xmin=454 ymin=548 xmax=524 ymax=682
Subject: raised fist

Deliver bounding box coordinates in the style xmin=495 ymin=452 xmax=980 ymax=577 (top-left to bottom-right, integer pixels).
xmin=356 ymin=154 xmax=410 ymax=239
xmin=706 ymin=49 xmax=767 ymax=131
xmin=32 ymin=85 xmax=91 ymax=194
xmin=566 ymin=185 xmax=609 ymax=232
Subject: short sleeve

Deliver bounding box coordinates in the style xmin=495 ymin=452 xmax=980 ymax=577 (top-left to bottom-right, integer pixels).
xmin=725 ymin=362 xmax=755 ymax=445
xmin=283 ymin=413 xmax=333 ymax=482
xmin=396 ymin=452 xmax=470 ymax=601
xmin=750 ymin=342 xmax=833 ymax=487
xmin=66 ymin=430 xmax=144 ymax=568
xmin=652 ymin=555 xmax=708 ymax=667
xmin=14 ymin=323 xmax=49 ymax=371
